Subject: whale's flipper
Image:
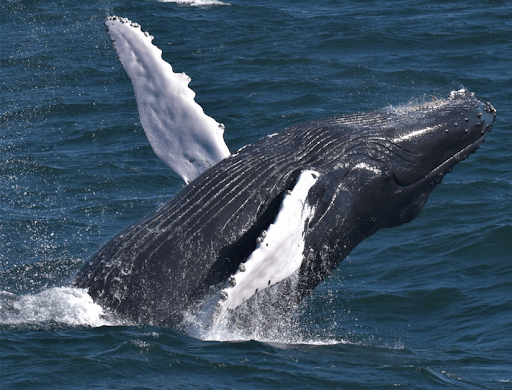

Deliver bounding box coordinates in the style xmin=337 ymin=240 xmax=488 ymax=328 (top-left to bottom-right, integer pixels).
xmin=105 ymin=16 xmax=230 ymax=184
xmin=213 ymin=170 xmax=320 ymax=320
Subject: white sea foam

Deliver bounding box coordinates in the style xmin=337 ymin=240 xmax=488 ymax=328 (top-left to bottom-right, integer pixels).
xmin=0 ymin=287 xmax=116 ymax=327
xmin=183 ymin=281 xmax=352 ymax=345
xmin=157 ymin=0 xmax=229 ymax=5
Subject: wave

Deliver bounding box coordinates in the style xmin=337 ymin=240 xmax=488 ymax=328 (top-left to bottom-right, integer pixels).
xmin=0 ymin=285 xmax=406 ymax=348
xmin=0 ymin=285 xmax=344 ymax=345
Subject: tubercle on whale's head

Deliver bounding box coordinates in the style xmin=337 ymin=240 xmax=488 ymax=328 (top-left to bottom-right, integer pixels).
xmin=361 ymin=89 xmax=496 ymax=228
xmin=389 ymin=89 xmax=496 ymax=187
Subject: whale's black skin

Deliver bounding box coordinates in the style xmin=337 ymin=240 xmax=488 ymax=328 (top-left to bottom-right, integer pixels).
xmin=75 ymin=90 xmax=496 ymax=328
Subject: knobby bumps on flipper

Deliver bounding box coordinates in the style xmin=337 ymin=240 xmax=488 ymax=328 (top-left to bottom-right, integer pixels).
xmin=105 ymin=16 xmax=230 ymax=184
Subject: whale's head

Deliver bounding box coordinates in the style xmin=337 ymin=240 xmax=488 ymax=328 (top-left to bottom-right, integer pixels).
xmin=296 ymin=90 xmax=496 ymax=298
xmin=348 ymin=89 xmax=496 ymax=229
xmin=308 ymin=89 xmax=496 ymax=241
xmin=389 ymin=90 xmax=495 ymax=183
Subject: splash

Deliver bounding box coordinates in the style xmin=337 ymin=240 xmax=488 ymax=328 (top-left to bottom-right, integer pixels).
xmin=0 ymin=287 xmax=117 ymax=327
xmin=181 ymin=272 xmax=350 ymax=346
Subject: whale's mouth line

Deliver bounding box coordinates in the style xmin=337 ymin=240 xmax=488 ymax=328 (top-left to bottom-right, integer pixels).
xmin=397 ymin=130 xmax=490 ymax=190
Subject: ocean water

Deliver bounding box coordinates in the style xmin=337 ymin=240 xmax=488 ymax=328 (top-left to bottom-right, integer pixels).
xmin=1 ymin=0 xmax=512 ymax=388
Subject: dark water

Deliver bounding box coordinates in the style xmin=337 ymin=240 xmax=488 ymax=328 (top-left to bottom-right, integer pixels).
xmin=1 ymin=0 xmax=512 ymax=388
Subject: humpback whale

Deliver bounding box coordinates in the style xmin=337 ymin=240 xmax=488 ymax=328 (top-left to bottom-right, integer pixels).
xmin=74 ymin=17 xmax=496 ymax=329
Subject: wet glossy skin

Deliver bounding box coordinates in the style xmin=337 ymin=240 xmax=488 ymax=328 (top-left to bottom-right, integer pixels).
xmin=75 ymin=90 xmax=496 ymax=328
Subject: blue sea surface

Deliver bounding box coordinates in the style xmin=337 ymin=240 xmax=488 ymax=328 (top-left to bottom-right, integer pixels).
xmin=1 ymin=0 xmax=512 ymax=388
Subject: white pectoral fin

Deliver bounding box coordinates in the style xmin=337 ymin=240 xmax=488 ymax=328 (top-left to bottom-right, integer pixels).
xmin=215 ymin=170 xmax=320 ymax=319
xmin=105 ymin=16 xmax=231 ymax=183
